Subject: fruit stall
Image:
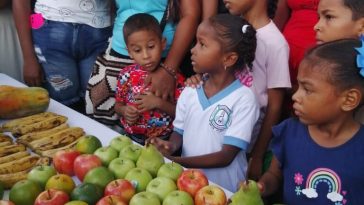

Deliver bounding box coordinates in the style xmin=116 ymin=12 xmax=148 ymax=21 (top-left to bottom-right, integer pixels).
xmin=0 ymin=73 xmax=251 ymax=205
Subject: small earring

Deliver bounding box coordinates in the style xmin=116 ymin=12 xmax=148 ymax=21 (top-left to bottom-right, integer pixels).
xmin=224 ymin=65 xmax=227 ymax=71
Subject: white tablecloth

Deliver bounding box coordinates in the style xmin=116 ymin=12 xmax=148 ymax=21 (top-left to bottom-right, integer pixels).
xmin=0 ymin=73 xmax=233 ymax=198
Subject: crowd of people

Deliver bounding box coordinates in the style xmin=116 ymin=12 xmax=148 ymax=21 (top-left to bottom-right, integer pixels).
xmin=2 ymin=0 xmax=364 ymax=204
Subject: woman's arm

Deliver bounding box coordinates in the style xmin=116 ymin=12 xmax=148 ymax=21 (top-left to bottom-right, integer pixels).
xmin=258 ymin=156 xmax=282 ymax=197
xmin=201 ymin=0 xmax=218 ymax=20
xmin=248 ymin=88 xmax=285 ymax=180
xmin=170 ymin=144 xmax=240 ymax=168
xmin=13 ymin=0 xmax=43 ymax=86
xmin=146 ymin=0 xmax=200 ymax=101
xmin=273 ymin=0 xmax=290 ymax=31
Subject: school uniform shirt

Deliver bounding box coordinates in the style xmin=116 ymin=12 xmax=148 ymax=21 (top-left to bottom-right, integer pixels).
xmin=272 ymin=118 xmax=364 ymax=205
xmin=34 ymin=0 xmax=111 ymax=28
xmin=173 ymin=80 xmax=260 ymax=192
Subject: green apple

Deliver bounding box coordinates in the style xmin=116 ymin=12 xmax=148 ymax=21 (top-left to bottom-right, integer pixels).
xmin=125 ymin=168 xmax=152 ymax=192
xmin=162 ymin=190 xmax=194 ymax=205
xmin=229 ymin=180 xmax=264 ymax=205
xmin=157 ymin=162 xmax=183 ymax=182
xmin=94 ymin=146 xmax=118 ymax=166
xmin=9 ymin=180 xmax=42 ymax=205
xmin=129 ymin=192 xmax=160 ymax=205
xmin=64 ymin=201 xmax=88 ymax=205
xmin=27 ymin=165 xmax=57 ymax=189
xmin=119 ymin=144 xmax=142 ymax=163
xmin=71 ymin=183 xmax=104 ymax=205
xmin=110 ymin=135 xmax=133 ymax=152
xmin=146 ymin=177 xmax=177 ymax=201
xmin=108 ymin=157 xmax=136 ymax=179
xmin=83 ymin=167 xmax=115 ymax=189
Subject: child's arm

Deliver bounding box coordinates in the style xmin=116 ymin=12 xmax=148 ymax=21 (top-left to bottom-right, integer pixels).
xmin=248 ymin=88 xmax=285 ymax=180
xmin=202 ymin=0 xmax=218 ymax=20
xmin=149 ymin=133 xmax=241 ymax=168
xmin=273 ymin=0 xmax=291 ymax=31
xmin=135 ymin=92 xmax=176 ymax=117
xmin=114 ymin=102 xmax=139 ymax=125
xmin=258 ymin=156 xmax=283 ymax=197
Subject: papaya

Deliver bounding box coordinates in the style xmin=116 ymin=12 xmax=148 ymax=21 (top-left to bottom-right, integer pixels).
xmin=0 ymin=86 xmax=50 ymax=119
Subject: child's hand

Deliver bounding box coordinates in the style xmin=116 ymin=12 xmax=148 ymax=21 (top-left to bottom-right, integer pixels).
xmin=185 ymin=74 xmax=203 ymax=88
xmin=123 ymin=105 xmax=139 ymax=125
xmin=248 ymin=157 xmax=264 ymax=181
xmin=146 ymin=137 xmax=175 ymax=156
xmin=135 ymin=91 xmax=162 ymax=113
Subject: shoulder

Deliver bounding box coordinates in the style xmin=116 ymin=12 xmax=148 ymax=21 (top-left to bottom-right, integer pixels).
xmin=272 ymin=118 xmax=305 ymax=139
xmin=257 ymin=21 xmax=289 ymax=49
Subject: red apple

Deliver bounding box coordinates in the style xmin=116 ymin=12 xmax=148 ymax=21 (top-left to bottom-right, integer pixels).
xmin=194 ymin=185 xmax=226 ymax=205
xmin=177 ymin=169 xmax=208 ymax=197
xmin=53 ymin=150 xmax=80 ymax=176
xmin=104 ymin=179 xmax=136 ymax=203
xmin=96 ymin=195 xmax=127 ymax=205
xmin=73 ymin=154 xmax=102 ymax=181
xmin=0 ymin=200 xmax=15 ymax=205
xmin=34 ymin=189 xmax=70 ymax=205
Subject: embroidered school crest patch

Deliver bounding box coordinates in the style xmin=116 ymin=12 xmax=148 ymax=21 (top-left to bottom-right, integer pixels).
xmin=209 ymin=105 xmax=232 ymax=131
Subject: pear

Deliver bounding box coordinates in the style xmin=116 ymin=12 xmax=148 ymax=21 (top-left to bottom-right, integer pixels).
xmin=136 ymin=144 xmax=165 ymax=177
xmin=229 ymin=180 xmax=264 ymax=205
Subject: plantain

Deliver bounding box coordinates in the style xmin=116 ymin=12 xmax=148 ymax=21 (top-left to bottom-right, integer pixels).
xmin=1 ymin=112 xmax=58 ymax=132
xmin=29 ymin=127 xmax=84 ymax=151
xmin=0 ymin=133 xmax=12 ymax=143
xmin=0 ymin=151 xmax=30 ymax=164
xmin=0 ymin=141 xmax=12 ymax=147
xmin=16 ymin=123 xmax=69 ymax=145
xmin=0 ymin=144 xmax=26 ymax=157
xmin=12 ymin=115 xmax=68 ymax=136
xmin=0 ymin=155 xmax=40 ymax=174
xmin=38 ymin=137 xmax=82 ymax=158
xmin=0 ymin=170 xmax=29 ymax=189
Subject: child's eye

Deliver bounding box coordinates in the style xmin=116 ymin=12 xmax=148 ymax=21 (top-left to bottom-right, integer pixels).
xmin=303 ymin=87 xmax=312 ymax=94
xmin=324 ymin=14 xmax=334 ymax=20
xmin=133 ymin=49 xmax=141 ymax=53
xmin=200 ymin=42 xmax=205 ymax=48
xmin=148 ymin=45 xmax=155 ymax=49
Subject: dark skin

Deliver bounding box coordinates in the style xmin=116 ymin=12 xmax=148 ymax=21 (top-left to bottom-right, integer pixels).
xmin=144 ymin=0 xmax=200 ymax=102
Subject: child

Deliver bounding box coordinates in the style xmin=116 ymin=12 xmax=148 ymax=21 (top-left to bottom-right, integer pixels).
xmin=114 ymin=13 xmax=184 ymax=145
xmin=148 ymin=14 xmax=260 ymax=192
xmin=314 ymin=0 xmax=364 ymax=123
xmin=187 ymin=0 xmax=291 ymax=180
xmin=259 ymin=39 xmax=364 ymax=204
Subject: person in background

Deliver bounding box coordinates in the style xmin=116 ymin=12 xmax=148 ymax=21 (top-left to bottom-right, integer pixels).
xmin=12 ymin=0 xmax=113 ymax=112
xmin=259 ymin=39 xmax=364 ymax=205
xmin=85 ymin=0 xmax=200 ymax=126
xmin=114 ymin=13 xmax=184 ymax=145
xmin=149 ymin=14 xmax=259 ymax=192
xmin=188 ymin=0 xmax=291 ymax=181
xmin=0 ymin=0 xmax=23 ymax=82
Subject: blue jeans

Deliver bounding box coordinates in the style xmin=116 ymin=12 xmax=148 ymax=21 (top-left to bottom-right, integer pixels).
xmin=32 ymin=20 xmax=112 ymax=105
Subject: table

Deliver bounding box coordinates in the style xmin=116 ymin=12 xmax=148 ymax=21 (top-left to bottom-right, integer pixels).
xmin=0 ymin=73 xmax=233 ymax=199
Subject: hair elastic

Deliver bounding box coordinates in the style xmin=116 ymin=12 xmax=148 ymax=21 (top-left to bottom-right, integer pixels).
xmin=355 ymin=37 xmax=364 ymax=77
xmin=242 ymin=25 xmax=249 ymax=34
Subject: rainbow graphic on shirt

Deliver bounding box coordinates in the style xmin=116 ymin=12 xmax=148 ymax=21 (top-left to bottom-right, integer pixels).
xmin=295 ymin=168 xmax=345 ymax=204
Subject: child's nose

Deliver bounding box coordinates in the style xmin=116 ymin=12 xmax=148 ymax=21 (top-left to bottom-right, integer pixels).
xmin=142 ymin=50 xmax=149 ymax=59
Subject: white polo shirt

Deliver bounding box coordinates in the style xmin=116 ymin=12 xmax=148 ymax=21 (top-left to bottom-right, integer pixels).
xmin=35 ymin=0 xmax=111 ymax=28
xmin=173 ymin=80 xmax=260 ymax=191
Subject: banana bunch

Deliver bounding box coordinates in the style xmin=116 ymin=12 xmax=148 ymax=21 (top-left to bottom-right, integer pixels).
xmin=1 ymin=112 xmax=58 ymax=132
xmin=0 ymin=155 xmax=50 ymax=189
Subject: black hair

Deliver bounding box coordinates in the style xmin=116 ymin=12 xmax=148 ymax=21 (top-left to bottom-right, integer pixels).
xmin=304 ymin=39 xmax=364 ymax=93
xmin=343 ymin=0 xmax=364 ymax=20
xmin=267 ymin=0 xmax=278 ymax=19
xmin=209 ymin=14 xmax=257 ymax=71
xmin=123 ymin=13 xmax=162 ymax=44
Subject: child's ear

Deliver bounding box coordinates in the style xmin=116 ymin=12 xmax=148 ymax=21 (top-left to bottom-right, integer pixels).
xmin=341 ymin=88 xmax=362 ymax=111
xmin=223 ymin=52 xmax=239 ymax=68
xmin=356 ymin=17 xmax=364 ymax=36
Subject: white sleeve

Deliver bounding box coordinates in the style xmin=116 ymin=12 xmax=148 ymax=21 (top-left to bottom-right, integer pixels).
xmin=223 ymin=91 xmax=260 ymax=151
xmin=267 ymin=43 xmax=291 ymax=89
xmin=172 ymin=88 xmax=190 ymax=135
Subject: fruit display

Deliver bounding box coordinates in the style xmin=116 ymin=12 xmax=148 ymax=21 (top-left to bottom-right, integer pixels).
xmin=0 ymin=86 xmax=49 ymax=119
xmin=228 ymin=180 xmax=264 ymax=205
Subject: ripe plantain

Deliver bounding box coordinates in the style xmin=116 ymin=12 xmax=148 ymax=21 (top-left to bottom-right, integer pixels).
xmin=0 ymin=144 xmax=26 ymax=157
xmin=1 ymin=112 xmax=58 ymax=132
xmin=0 ymin=170 xmax=29 ymax=189
xmin=16 ymin=123 xmax=69 ymax=145
xmin=0 ymin=133 xmax=12 ymax=143
xmin=29 ymin=127 xmax=84 ymax=151
xmin=38 ymin=137 xmax=82 ymax=158
xmin=0 ymin=155 xmax=40 ymax=174
xmin=0 ymin=151 xmax=30 ymax=164
xmin=12 ymin=115 xmax=68 ymax=136
xmin=0 ymin=141 xmax=12 ymax=147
